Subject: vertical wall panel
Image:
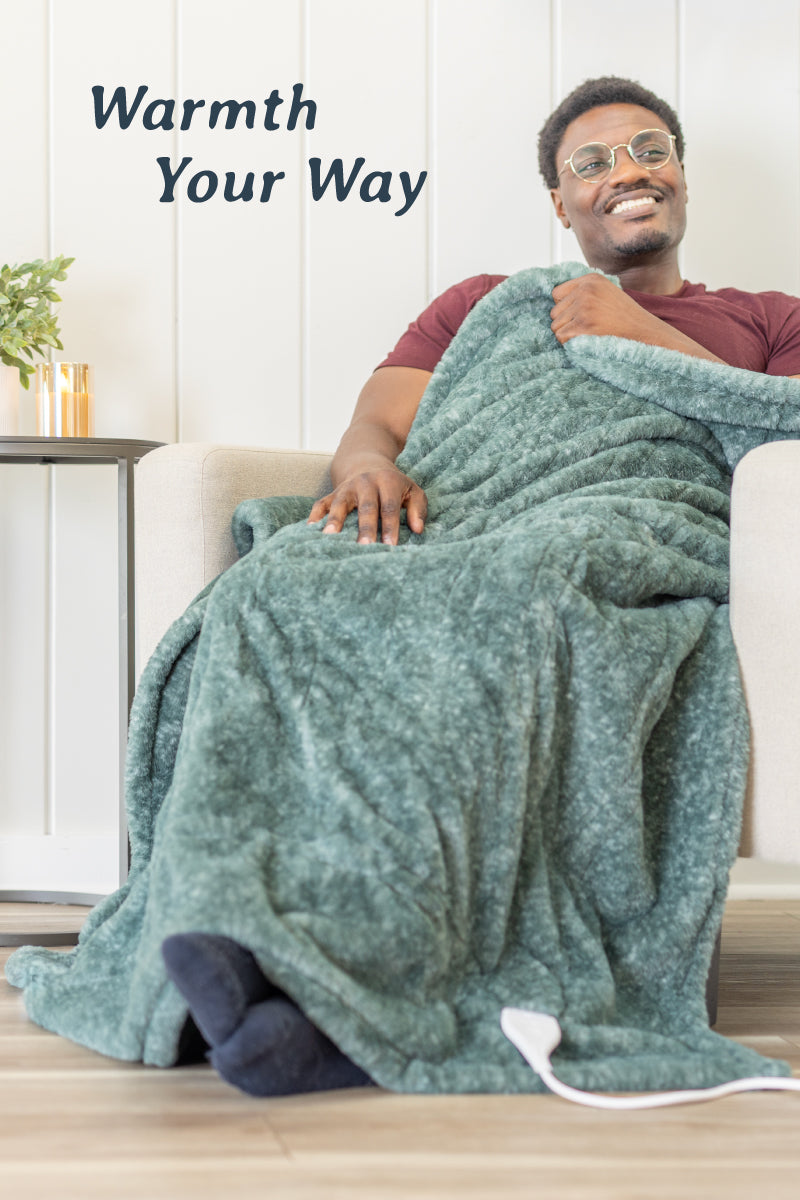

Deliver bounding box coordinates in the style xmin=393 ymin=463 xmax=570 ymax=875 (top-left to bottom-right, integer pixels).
xmin=52 ymin=0 xmax=177 ymax=443
xmin=553 ymin=0 xmax=680 ymax=267
xmin=0 ymin=0 xmax=49 ymax=258
xmin=0 ymin=0 xmax=49 ymax=841
xmin=556 ymin=0 xmax=679 ymax=97
xmin=51 ymin=465 xmax=118 ymax=838
xmin=681 ymin=0 xmax=800 ymax=294
xmin=305 ymin=0 xmax=429 ymax=453
xmin=0 ymin=0 xmax=50 ymax=435
xmin=433 ymin=0 xmax=553 ymax=290
xmin=43 ymin=0 xmax=178 ymax=887
xmin=0 ymin=469 xmax=48 ymax=835
xmin=178 ymin=0 xmax=304 ymax=446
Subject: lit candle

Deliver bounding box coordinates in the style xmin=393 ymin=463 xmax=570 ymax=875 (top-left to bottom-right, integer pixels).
xmin=36 ymin=364 xmax=94 ymax=437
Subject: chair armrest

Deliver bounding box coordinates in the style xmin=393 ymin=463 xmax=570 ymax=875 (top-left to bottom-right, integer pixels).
xmin=135 ymin=443 xmax=332 ymax=674
xmin=730 ymin=440 xmax=800 ymax=864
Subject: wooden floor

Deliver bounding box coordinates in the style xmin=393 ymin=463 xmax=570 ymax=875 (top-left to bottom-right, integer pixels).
xmin=1 ymin=900 xmax=799 ymax=1199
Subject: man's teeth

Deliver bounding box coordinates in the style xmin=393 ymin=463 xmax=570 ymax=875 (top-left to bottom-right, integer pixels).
xmin=611 ymin=196 xmax=656 ymax=214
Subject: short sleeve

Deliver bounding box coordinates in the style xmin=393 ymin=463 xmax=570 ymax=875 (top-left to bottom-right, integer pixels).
xmin=762 ymin=292 xmax=800 ymax=376
xmin=376 ymin=275 xmax=507 ymax=373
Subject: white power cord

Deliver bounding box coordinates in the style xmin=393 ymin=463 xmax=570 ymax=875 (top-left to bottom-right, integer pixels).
xmin=500 ymin=1007 xmax=800 ymax=1110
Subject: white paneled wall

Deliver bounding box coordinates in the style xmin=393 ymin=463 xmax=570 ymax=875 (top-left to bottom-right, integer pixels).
xmin=304 ymin=0 xmax=430 ymax=452
xmin=178 ymin=0 xmax=304 ymax=446
xmin=54 ymin=0 xmax=178 ymax=443
xmin=433 ymin=0 xmax=553 ymax=287
xmin=1 ymin=0 xmax=799 ymax=894
xmin=681 ymin=0 xmax=800 ymax=295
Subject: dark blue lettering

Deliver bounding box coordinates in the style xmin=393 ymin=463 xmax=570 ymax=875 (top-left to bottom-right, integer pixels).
xmin=92 ymin=84 xmax=148 ymax=130
xmin=308 ymin=157 xmax=365 ymax=201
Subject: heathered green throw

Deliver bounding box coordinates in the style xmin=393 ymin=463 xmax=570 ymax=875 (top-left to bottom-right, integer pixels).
xmin=8 ymin=264 xmax=800 ymax=1093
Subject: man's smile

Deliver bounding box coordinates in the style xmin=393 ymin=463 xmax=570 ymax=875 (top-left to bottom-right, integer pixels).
xmin=604 ymin=190 xmax=663 ymax=217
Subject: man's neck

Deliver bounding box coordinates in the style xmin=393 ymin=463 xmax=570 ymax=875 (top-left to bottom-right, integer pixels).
xmin=614 ymin=259 xmax=684 ymax=296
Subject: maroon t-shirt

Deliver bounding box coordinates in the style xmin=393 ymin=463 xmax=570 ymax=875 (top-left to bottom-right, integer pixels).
xmin=377 ymin=274 xmax=800 ymax=377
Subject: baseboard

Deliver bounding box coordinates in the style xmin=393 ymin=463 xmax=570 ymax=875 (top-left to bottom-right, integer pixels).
xmin=728 ymin=857 xmax=800 ymax=899
xmin=0 ymin=835 xmax=119 ymax=895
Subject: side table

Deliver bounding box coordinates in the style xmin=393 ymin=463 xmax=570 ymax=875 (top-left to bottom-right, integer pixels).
xmin=0 ymin=437 xmax=163 ymax=945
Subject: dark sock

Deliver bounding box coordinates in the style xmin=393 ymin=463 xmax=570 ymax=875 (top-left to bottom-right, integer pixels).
xmin=162 ymin=932 xmax=276 ymax=1045
xmin=210 ymin=997 xmax=373 ymax=1097
xmin=162 ymin=932 xmax=373 ymax=1096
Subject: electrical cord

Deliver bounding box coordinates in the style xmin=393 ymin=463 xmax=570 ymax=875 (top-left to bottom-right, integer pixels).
xmin=500 ymin=1007 xmax=800 ymax=1110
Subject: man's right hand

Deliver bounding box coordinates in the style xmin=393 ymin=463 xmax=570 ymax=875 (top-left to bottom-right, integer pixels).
xmin=306 ymin=365 xmax=432 ymax=546
xmin=308 ymin=467 xmax=427 ymax=545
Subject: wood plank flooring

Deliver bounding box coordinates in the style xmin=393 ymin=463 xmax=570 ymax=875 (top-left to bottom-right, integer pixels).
xmin=1 ymin=899 xmax=799 ymax=1199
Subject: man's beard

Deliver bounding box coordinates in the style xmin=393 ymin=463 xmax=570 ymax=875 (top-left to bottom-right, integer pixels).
xmin=615 ymin=227 xmax=672 ymax=258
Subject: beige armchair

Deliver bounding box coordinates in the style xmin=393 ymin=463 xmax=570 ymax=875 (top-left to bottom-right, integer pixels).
xmin=135 ymin=439 xmax=800 ymax=867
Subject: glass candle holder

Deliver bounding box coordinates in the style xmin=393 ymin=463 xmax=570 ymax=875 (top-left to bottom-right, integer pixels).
xmin=36 ymin=362 xmax=94 ymax=437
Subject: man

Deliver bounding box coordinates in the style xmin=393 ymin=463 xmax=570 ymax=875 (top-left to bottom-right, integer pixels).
xmin=309 ymin=75 xmax=800 ymax=545
xmin=175 ymin=78 xmax=782 ymax=1097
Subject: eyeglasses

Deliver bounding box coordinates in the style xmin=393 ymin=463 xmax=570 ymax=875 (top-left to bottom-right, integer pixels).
xmin=558 ymin=128 xmax=677 ymax=184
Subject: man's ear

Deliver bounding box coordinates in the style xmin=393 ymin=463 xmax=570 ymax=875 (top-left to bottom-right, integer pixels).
xmin=681 ymin=164 xmax=688 ymax=203
xmin=550 ymin=188 xmax=571 ymax=229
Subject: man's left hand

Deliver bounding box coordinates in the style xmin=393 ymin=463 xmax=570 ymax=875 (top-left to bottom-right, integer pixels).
xmin=550 ymin=273 xmax=669 ymax=345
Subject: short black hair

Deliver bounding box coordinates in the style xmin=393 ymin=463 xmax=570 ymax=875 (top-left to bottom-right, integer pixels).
xmin=537 ymin=76 xmax=685 ymax=189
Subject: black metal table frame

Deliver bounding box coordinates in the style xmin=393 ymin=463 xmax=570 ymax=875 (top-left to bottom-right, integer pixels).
xmin=0 ymin=437 xmax=163 ymax=945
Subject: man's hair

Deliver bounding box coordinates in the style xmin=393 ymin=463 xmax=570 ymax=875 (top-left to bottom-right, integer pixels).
xmin=537 ymin=76 xmax=685 ymax=189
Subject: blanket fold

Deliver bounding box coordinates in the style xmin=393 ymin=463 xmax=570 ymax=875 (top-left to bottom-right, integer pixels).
xmin=7 ymin=263 xmax=799 ymax=1093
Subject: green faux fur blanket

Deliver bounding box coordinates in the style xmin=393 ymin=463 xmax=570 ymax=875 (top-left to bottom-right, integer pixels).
xmin=8 ymin=264 xmax=800 ymax=1093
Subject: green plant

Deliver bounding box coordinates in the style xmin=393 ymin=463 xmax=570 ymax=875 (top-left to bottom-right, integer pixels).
xmin=0 ymin=255 xmax=74 ymax=388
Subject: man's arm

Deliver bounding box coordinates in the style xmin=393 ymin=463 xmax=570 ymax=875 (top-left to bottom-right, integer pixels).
xmin=550 ymin=274 xmax=726 ymax=364
xmin=307 ymin=365 xmax=432 ymax=545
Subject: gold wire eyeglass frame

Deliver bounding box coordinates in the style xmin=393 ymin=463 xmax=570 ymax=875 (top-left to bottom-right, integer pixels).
xmin=557 ymin=129 xmax=678 ymax=184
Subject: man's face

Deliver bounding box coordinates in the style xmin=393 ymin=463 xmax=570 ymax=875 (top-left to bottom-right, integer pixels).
xmin=550 ymin=103 xmax=688 ymax=276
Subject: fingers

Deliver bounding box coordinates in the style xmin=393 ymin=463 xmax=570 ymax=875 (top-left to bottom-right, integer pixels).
xmin=371 ymin=491 xmax=398 ymax=546
xmin=550 ymin=279 xmax=578 ymax=303
xmin=356 ymin=492 xmax=381 ymax=544
xmin=307 ymin=472 xmax=427 ymax=545
xmin=368 ymin=478 xmax=427 ymax=544
xmin=405 ymin=483 xmax=427 ymax=535
xmin=552 ymin=273 xmax=649 ymax=345
xmin=550 ymin=279 xmax=576 ymax=343
xmin=550 ymin=294 xmax=574 ymax=344
xmin=307 ymin=487 xmax=356 ymax=536
xmin=307 ymin=495 xmax=332 ymax=523
xmin=352 ymin=474 xmax=411 ymax=545
xmin=325 ymin=492 xmax=359 ymax=535
xmin=550 ymin=275 xmax=600 ymax=343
